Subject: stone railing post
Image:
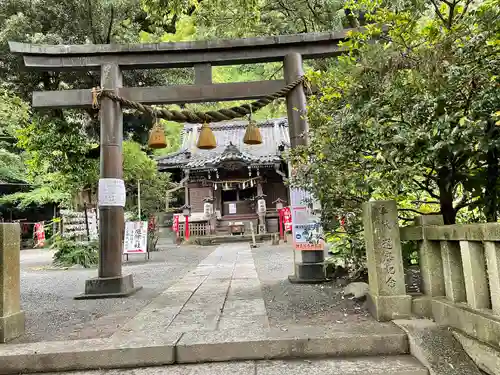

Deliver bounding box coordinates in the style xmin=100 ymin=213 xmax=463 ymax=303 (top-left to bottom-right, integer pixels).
xmin=412 ymin=215 xmax=445 ymax=317
xmin=0 ymin=223 xmax=25 ymax=342
xmin=414 ymin=215 xmax=445 ymax=297
xmin=362 ymin=200 xmax=411 ymax=321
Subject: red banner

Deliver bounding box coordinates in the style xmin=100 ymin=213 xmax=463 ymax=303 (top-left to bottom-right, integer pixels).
xmin=172 ymin=215 xmax=180 ymax=233
xmin=34 ymin=222 xmax=45 ymax=248
xmin=282 ymin=207 xmax=292 ymax=232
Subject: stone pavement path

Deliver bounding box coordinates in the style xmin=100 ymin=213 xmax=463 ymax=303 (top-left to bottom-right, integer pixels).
xmin=5 ymin=243 xmax=428 ymax=375
xmin=41 ymin=356 xmax=427 ymax=375
xmin=113 ymin=243 xmax=270 ymax=338
xmin=15 ymin=246 xmax=214 ymax=343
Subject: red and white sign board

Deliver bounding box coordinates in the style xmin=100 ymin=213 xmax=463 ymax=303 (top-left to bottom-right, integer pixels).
xmin=290 ymin=188 xmax=324 ymax=251
xmin=123 ymin=221 xmax=148 ymax=254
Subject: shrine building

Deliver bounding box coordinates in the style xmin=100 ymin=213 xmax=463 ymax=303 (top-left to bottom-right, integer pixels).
xmin=157 ymin=118 xmax=290 ymax=236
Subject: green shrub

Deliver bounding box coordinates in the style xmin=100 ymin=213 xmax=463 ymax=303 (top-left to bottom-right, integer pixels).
xmin=51 ymin=237 xmax=99 ymax=268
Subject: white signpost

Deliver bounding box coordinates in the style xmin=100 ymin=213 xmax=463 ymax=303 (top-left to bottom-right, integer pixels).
xmin=123 ymin=221 xmax=149 ymax=261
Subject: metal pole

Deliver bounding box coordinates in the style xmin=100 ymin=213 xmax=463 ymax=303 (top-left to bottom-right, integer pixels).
xmin=284 ymin=52 xmax=326 ymax=284
xmin=84 ymin=203 xmax=90 ymax=241
xmin=184 ymin=215 xmax=190 ymax=241
xmin=137 ymin=179 xmax=141 ymax=220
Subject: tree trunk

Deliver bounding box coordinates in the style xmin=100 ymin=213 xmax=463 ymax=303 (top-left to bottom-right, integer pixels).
xmin=437 ymin=166 xmax=456 ymax=224
xmin=485 ymin=120 xmax=498 ymax=222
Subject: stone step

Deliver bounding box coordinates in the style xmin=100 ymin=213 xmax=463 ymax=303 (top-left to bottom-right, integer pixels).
xmin=194 ymin=234 xmax=272 ymax=245
xmin=32 ymin=356 xmax=429 ymax=374
xmin=0 ymin=325 xmax=410 ymax=374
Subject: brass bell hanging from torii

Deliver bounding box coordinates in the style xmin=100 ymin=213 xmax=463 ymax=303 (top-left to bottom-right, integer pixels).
xmin=197 ymin=122 xmax=217 ymax=150
xmin=243 ymin=106 xmax=262 ymax=145
xmin=243 ymin=119 xmax=263 ymax=145
xmin=148 ymin=117 xmax=167 ymax=149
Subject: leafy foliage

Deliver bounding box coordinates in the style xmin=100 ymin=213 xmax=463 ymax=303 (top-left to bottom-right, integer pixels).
xmin=52 ymin=237 xmax=99 ymax=268
xmin=285 ymin=0 xmax=500 ymax=270
xmin=0 ymin=89 xmax=29 ymax=182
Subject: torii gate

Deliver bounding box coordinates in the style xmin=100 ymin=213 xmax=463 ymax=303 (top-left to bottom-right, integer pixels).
xmin=9 ymin=30 xmax=348 ymax=298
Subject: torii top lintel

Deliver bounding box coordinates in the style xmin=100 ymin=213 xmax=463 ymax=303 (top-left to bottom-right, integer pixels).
xmin=8 ymin=29 xmax=351 ymax=71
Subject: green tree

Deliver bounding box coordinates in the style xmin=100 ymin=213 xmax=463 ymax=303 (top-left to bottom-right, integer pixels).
xmin=0 ymin=0 xmax=190 ymax=205
xmin=123 ymin=140 xmax=173 ymax=217
xmin=0 ymin=89 xmax=29 ymax=182
xmin=295 ymin=0 xmax=500 ymax=229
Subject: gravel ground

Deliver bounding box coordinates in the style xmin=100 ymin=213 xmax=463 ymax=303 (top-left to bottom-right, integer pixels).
xmin=14 ymin=244 xmax=214 ymax=343
xmin=252 ymin=244 xmax=373 ymax=329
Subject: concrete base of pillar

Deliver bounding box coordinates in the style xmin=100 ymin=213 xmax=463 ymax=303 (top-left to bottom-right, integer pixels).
xmin=288 ymin=263 xmax=328 ymax=284
xmin=368 ymin=293 xmax=412 ymax=322
xmin=0 ymin=310 xmax=25 ymax=343
xmin=75 ymin=274 xmax=142 ymax=300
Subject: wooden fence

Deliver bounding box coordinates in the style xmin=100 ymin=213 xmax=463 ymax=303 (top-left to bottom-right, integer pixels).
xmin=363 ymin=200 xmax=500 ymax=353
xmin=178 ymin=222 xmax=209 ymax=238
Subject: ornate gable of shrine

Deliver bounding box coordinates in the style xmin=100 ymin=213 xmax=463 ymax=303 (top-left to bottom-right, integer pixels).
xmin=156 ymin=118 xmax=289 ymax=171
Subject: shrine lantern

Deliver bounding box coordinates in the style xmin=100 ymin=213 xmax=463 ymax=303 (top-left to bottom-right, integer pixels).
xmin=181 ymin=204 xmax=192 ymax=217
xmin=273 ymin=198 xmax=286 ymax=211
xmin=148 ymin=119 xmax=167 ymax=149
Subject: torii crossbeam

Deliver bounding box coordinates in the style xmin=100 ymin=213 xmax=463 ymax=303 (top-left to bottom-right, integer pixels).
xmin=9 ymin=28 xmax=351 ymax=298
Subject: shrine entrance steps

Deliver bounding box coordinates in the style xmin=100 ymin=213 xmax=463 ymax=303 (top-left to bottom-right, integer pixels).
xmin=0 ymin=243 xmax=427 ymax=374
xmin=192 ymin=233 xmax=273 ymax=245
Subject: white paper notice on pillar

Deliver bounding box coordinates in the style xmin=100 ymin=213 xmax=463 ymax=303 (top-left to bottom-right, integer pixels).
xmin=123 ymin=221 xmax=148 ymax=254
xmin=98 ymin=178 xmax=126 ymax=207
xmin=257 ymin=199 xmax=266 ymax=213
xmin=204 ymin=203 xmax=213 ymax=217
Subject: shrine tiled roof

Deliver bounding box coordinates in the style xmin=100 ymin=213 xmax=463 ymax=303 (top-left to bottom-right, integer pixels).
xmin=156 ymin=118 xmax=289 ymax=171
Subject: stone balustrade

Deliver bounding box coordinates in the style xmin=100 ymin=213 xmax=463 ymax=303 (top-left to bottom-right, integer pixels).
xmin=363 ymin=200 xmax=500 ymax=352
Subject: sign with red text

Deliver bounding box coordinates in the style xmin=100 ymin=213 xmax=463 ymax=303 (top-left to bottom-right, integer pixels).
xmin=291 ymin=191 xmax=324 ymax=251
xmin=123 ymin=221 xmax=148 ymax=254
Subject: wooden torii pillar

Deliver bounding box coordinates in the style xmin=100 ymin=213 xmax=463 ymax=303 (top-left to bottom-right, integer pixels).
xmin=9 ymin=30 xmax=349 ymax=296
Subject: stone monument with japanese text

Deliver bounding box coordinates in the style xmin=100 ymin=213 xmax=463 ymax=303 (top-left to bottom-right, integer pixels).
xmin=362 ymin=200 xmax=412 ymax=321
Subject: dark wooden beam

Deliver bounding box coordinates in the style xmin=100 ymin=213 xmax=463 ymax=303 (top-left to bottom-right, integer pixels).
xmin=9 ymin=29 xmax=351 ymax=71
xmin=32 ymin=80 xmax=287 ymax=108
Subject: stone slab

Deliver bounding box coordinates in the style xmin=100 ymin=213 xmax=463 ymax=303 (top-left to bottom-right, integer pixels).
xmin=222 ymin=299 xmax=267 ymax=316
xmin=75 ymin=274 xmax=142 ymax=300
xmin=150 ymin=291 xmax=194 ymax=306
xmin=176 ymin=324 xmax=409 ymax=363
xmin=114 ymin=306 xmax=184 ymax=335
xmin=432 ymin=297 xmax=500 ymax=350
xmin=0 ymin=334 xmax=180 ymax=374
xmin=452 ymin=330 xmax=500 ymax=375
xmin=411 ymin=296 xmax=432 ymax=318
xmin=217 ymin=315 xmax=270 ymax=330
xmin=393 ymin=319 xmax=482 ymax=375
xmin=256 ymin=356 xmax=427 ymax=375
xmin=0 ymin=311 xmax=25 ymax=343
xmin=367 ymin=294 xmax=412 ymax=322
xmin=33 ymin=356 xmax=428 ymax=375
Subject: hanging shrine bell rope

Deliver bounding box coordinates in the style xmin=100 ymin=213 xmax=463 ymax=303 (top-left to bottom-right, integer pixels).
xmin=91 ymin=76 xmax=310 ymax=124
